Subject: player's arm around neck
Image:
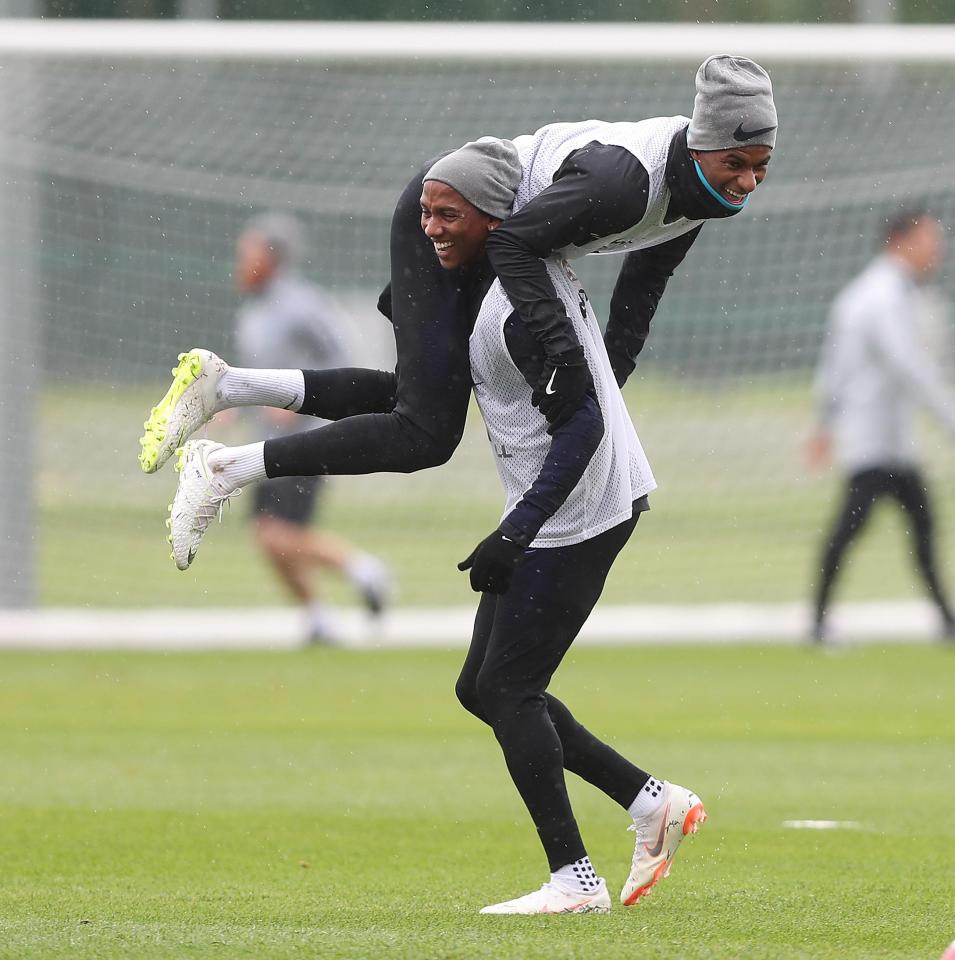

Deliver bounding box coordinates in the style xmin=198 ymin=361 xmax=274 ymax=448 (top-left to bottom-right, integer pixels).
xmin=485 ymin=143 xmax=651 ymax=359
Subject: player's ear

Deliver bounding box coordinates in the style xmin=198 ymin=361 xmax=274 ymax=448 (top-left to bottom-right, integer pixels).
xmin=487 ymin=217 xmax=502 ymax=232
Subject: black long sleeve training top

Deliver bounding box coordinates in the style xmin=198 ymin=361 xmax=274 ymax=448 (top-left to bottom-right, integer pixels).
xmin=264 ymin=170 xmax=476 ymax=478
xmin=485 ymin=126 xmax=737 ymax=385
xmin=289 ymin=254 xmax=606 ymax=545
xmin=265 ymin=126 xmax=736 ymax=483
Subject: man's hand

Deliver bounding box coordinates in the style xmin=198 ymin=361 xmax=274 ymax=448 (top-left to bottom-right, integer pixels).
xmin=532 ymin=346 xmax=594 ymax=433
xmin=457 ymin=528 xmax=526 ymax=594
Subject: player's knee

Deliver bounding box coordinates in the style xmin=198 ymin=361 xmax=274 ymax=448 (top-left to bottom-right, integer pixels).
xmin=474 ymin=667 xmax=528 ymax=722
xmin=429 ymin=438 xmax=460 ymax=467
xmin=254 ymin=518 xmax=296 ymax=561
xmin=390 ymin=412 xmax=463 ymax=472
xmin=258 ymin=539 xmax=291 ymax=571
xmin=254 ymin=520 xmax=279 ymax=549
xmin=454 ymin=674 xmax=484 ymax=719
xmin=406 ymin=434 xmax=461 ymax=471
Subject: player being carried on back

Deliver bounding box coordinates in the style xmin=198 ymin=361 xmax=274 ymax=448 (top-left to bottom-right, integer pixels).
xmin=140 ymin=54 xmax=777 ymax=914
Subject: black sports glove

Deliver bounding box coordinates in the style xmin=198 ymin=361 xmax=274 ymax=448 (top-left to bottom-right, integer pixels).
xmin=457 ymin=528 xmax=526 ymax=594
xmin=531 ymin=346 xmax=594 ymax=433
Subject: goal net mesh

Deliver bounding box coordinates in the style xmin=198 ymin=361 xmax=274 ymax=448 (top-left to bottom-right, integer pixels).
xmin=4 ymin=34 xmax=955 ymax=614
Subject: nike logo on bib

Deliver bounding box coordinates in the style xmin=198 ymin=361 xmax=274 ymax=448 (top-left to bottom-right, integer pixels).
xmin=733 ymin=122 xmax=776 ymax=142
xmin=544 ymin=369 xmax=558 ymax=396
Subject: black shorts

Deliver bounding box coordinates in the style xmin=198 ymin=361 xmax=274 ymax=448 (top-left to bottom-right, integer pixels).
xmin=251 ymin=475 xmax=324 ymax=526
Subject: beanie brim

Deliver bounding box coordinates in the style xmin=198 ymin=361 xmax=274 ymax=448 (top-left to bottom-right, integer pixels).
xmin=423 ymin=138 xmax=522 ymax=220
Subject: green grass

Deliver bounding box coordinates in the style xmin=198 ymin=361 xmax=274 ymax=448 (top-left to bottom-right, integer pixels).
xmin=41 ymin=491 xmax=955 ymax=610
xmin=1 ymin=645 xmax=953 ymax=959
xmin=37 ymin=378 xmax=955 ymax=609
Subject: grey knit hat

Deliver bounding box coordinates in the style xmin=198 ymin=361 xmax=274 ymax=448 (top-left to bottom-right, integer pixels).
xmin=423 ymin=137 xmax=522 ymax=220
xmin=687 ymin=55 xmax=777 ymax=151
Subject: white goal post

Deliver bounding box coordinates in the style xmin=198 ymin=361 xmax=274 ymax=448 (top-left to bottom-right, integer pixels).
xmin=3 ymin=20 xmax=955 ymax=61
xmin=4 ymin=20 xmax=955 ymax=642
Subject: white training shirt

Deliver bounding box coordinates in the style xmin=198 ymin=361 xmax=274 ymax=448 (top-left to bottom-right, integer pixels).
xmin=511 ymin=116 xmax=705 ymax=259
xmin=814 ymin=253 xmax=955 ymax=471
xmin=470 ymin=260 xmax=656 ymax=548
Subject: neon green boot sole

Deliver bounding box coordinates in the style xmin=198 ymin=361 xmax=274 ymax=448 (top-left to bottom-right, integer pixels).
xmin=138 ymin=350 xmax=207 ymax=474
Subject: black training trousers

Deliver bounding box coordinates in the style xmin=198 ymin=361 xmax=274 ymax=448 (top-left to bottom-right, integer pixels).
xmin=264 ymin=168 xmax=474 ymax=478
xmin=455 ymin=515 xmax=650 ymax=871
xmin=813 ymin=465 xmax=954 ymax=629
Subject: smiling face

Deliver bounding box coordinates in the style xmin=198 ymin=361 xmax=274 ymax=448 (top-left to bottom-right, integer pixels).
xmin=689 ymin=144 xmax=772 ymax=206
xmin=420 ymin=180 xmax=501 ymax=270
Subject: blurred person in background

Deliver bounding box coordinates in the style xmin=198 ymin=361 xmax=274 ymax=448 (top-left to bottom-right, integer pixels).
xmin=230 ymin=212 xmax=391 ymax=643
xmin=807 ymin=208 xmax=955 ymax=646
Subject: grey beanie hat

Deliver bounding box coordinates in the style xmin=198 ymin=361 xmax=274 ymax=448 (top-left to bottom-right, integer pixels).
xmin=423 ymin=137 xmax=522 ymax=220
xmin=687 ymin=55 xmax=777 ymax=151
xmin=245 ymin=211 xmax=306 ymax=268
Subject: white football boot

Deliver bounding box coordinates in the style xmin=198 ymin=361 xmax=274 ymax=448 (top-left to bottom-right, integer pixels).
xmin=620 ymin=781 xmax=707 ymax=906
xmin=140 ymin=348 xmax=228 ymax=474
xmin=480 ymin=879 xmax=611 ymax=915
xmin=166 ymin=439 xmax=239 ymax=570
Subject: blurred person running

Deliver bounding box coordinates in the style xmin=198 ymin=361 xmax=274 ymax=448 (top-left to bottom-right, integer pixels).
xmin=140 ymin=54 xmax=778 ymax=910
xmin=808 ymin=208 xmax=955 ymax=645
xmin=232 ymin=212 xmax=392 ymax=642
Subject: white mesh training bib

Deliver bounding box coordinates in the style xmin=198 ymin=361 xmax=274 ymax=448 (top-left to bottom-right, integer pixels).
xmin=470 ymin=260 xmax=656 ymax=548
xmin=512 ymin=116 xmax=703 ymax=259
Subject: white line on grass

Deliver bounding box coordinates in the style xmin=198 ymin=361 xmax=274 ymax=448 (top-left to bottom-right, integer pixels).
xmin=782 ymin=820 xmax=864 ymax=830
xmin=0 ymin=600 xmax=945 ymax=650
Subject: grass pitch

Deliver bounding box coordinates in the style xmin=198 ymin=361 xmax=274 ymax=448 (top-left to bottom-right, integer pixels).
xmin=39 ymin=379 xmax=955 ymax=610
xmin=1 ymin=643 xmax=952 ymax=959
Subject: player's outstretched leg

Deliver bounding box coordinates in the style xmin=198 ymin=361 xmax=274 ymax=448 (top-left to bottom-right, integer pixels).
xmin=140 ymin=348 xmax=228 ymax=474
xmin=480 ymin=880 xmax=611 ymax=915
xmin=620 ymin=781 xmax=706 ymax=906
xmin=166 ymin=439 xmax=240 ymax=570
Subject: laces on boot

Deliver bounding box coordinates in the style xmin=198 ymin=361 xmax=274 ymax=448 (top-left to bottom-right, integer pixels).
xmin=190 ymin=485 xmax=241 ymax=532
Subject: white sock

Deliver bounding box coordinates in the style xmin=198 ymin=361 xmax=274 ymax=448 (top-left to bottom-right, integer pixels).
xmin=628 ymin=776 xmax=667 ymax=820
xmin=345 ymin=552 xmax=389 ymax=591
xmin=217 ymin=367 xmax=305 ymax=412
xmin=551 ymin=857 xmax=601 ymax=894
xmin=206 ymin=442 xmax=267 ymax=492
xmin=306 ymin=602 xmax=340 ymax=643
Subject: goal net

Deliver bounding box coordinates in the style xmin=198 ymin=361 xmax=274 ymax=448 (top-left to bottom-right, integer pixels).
xmin=3 ymin=22 xmax=955 ymax=632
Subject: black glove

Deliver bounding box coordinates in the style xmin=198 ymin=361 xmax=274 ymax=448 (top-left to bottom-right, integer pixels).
xmin=531 ymin=346 xmax=594 ymax=433
xmin=457 ymin=528 xmax=526 ymax=594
